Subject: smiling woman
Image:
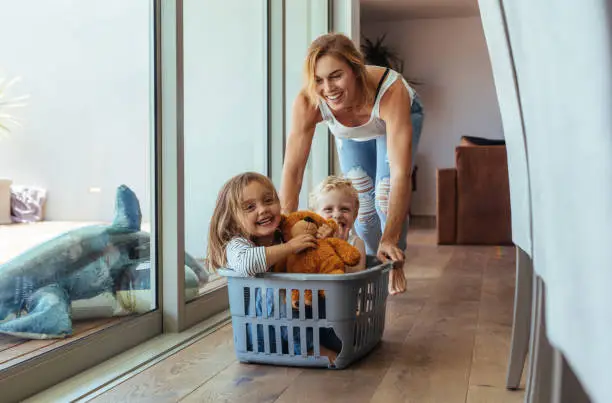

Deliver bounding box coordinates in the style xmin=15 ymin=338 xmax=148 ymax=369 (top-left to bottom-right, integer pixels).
xmin=279 ymin=33 xmax=425 ymax=295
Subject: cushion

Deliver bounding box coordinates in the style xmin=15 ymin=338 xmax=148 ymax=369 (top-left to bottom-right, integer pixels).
xmin=0 ymin=179 xmax=12 ymax=225
xmin=461 ymin=135 xmax=506 ymax=146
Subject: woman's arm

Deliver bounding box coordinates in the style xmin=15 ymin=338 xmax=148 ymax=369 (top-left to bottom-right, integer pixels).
xmin=279 ymin=91 xmax=322 ymax=213
xmin=378 ymin=80 xmax=414 ymax=260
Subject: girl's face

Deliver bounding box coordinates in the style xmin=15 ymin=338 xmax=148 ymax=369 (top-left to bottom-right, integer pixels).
xmin=315 ymin=189 xmax=357 ymax=240
xmin=239 ymin=180 xmax=281 ymax=240
xmin=314 ymin=54 xmax=357 ymax=112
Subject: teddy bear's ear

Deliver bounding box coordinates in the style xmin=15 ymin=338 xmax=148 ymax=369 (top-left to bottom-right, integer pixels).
xmin=295 ymin=211 xmax=309 ymax=221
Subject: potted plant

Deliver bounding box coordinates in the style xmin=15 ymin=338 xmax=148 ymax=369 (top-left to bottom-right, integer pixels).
xmin=0 ymin=75 xmax=29 ymax=138
xmin=361 ymin=33 xmax=422 ymax=87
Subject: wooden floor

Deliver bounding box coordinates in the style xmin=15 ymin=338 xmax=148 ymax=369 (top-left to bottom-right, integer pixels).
xmin=88 ymin=227 xmax=526 ymax=403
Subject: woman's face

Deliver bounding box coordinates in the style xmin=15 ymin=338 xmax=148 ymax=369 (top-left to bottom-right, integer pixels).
xmin=314 ymin=54 xmax=357 ymax=112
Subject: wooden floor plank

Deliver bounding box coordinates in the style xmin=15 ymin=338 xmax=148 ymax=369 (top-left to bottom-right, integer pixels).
xmin=368 ymin=247 xmax=488 ymax=403
xmin=465 ymin=385 xmax=524 ymax=403
xmin=90 ymin=325 xmax=237 ymax=403
xmin=180 ymin=363 xmax=303 ymax=403
xmin=467 ymin=245 xmax=526 ymax=402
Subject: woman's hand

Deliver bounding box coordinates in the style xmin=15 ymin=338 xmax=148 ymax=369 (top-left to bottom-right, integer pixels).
xmin=377 ymin=241 xmax=407 ymax=295
xmin=377 ymin=241 xmax=404 ymax=263
xmin=334 ymin=224 xmax=350 ymax=241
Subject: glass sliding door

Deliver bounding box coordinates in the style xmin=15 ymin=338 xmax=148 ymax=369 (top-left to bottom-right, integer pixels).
xmin=182 ymin=0 xmax=269 ymax=323
xmin=0 ymin=1 xmax=161 ymax=400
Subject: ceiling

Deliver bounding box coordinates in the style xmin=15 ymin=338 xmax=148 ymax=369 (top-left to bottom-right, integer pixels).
xmin=360 ymin=0 xmax=480 ymax=21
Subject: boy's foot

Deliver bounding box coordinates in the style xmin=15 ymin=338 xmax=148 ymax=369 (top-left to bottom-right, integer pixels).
xmin=319 ymin=345 xmax=338 ymax=365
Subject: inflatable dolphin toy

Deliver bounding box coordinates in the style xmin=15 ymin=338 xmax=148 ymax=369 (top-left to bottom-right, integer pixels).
xmin=0 ymin=185 xmax=209 ymax=339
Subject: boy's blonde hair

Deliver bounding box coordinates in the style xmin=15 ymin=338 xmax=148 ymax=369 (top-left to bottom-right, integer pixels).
xmin=309 ymin=175 xmax=360 ymax=215
xmin=206 ymin=172 xmax=279 ymax=272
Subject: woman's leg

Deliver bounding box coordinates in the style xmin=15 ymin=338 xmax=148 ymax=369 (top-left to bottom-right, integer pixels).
xmin=335 ymin=137 xmax=380 ymax=255
xmin=376 ymin=95 xmax=424 ymax=294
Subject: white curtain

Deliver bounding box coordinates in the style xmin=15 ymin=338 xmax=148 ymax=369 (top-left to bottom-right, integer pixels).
xmin=481 ymin=1 xmax=612 ymax=402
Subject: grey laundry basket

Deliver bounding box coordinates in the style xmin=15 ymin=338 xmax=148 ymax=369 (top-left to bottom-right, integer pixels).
xmin=217 ymin=262 xmax=392 ymax=369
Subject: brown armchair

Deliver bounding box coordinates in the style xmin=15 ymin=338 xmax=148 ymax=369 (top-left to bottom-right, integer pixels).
xmin=436 ymin=137 xmax=513 ymax=245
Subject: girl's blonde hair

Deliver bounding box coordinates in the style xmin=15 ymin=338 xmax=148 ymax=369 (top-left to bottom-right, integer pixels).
xmin=206 ymin=172 xmax=279 ymax=272
xmin=303 ymin=32 xmax=375 ymax=109
xmin=309 ymin=175 xmax=360 ymax=215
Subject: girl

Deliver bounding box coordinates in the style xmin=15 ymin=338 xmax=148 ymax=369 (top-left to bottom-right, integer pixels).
xmin=207 ymin=172 xmax=316 ymax=276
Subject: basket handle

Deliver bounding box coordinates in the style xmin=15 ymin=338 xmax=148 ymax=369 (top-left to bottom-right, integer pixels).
xmin=217 ymin=262 xmax=393 ymax=280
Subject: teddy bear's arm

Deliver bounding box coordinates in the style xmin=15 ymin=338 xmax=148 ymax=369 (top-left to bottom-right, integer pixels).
xmin=271 ymin=255 xmax=287 ymax=273
xmin=326 ymin=238 xmax=361 ymax=266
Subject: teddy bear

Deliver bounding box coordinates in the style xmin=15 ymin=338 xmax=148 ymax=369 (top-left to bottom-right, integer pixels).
xmin=279 ymin=210 xmax=361 ymax=308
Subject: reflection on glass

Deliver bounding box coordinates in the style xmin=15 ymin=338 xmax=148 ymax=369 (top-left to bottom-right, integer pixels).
xmin=0 ymin=1 xmax=156 ymax=367
xmin=183 ymin=0 xmax=268 ymax=301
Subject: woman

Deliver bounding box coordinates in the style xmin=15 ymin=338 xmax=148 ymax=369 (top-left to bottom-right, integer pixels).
xmin=279 ymin=33 xmax=424 ymax=295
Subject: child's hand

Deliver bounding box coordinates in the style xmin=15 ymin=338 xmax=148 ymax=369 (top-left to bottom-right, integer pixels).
xmin=335 ymin=225 xmax=350 ymax=241
xmin=316 ymin=224 xmax=335 ymax=239
xmin=287 ymin=234 xmax=317 ymax=253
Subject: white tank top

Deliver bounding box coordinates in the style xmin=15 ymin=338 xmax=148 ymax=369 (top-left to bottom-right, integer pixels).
xmin=318 ymin=68 xmax=416 ymax=142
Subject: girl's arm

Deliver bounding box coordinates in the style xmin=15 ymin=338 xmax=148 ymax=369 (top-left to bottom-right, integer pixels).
xmin=279 ymin=91 xmax=322 ymax=213
xmin=226 ymin=238 xmax=270 ymax=276
xmin=226 ymin=236 xmax=317 ymax=276
xmin=378 ymin=80 xmax=414 ymax=262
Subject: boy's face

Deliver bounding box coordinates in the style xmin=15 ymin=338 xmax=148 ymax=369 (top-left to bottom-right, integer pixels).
xmin=316 ymin=189 xmax=357 ymax=240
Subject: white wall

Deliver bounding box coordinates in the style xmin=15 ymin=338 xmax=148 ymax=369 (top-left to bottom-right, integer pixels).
xmin=361 ymin=16 xmax=503 ymax=215
xmin=184 ymin=0 xmax=267 ymax=258
xmin=0 ymin=0 xmax=152 ymax=221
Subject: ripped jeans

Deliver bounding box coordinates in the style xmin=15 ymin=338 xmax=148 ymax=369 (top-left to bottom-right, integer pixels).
xmin=335 ymin=94 xmax=424 ymax=255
